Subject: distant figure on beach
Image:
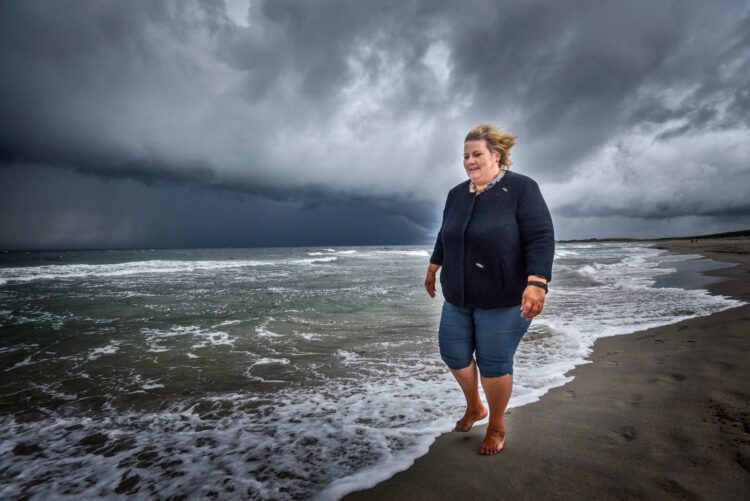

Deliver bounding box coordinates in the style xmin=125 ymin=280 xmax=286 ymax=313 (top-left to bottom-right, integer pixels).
xmin=425 ymin=123 xmax=555 ymax=455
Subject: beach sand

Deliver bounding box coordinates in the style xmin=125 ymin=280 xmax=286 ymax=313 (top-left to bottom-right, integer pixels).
xmin=346 ymin=238 xmax=750 ymax=500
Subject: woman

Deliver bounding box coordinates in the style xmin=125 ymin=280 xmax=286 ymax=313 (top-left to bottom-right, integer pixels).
xmin=424 ymin=123 xmax=554 ymax=455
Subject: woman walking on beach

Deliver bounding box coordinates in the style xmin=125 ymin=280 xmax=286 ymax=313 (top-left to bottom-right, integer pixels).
xmin=425 ymin=123 xmax=555 ymax=455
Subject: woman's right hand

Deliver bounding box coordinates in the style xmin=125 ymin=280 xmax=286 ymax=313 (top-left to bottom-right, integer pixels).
xmin=425 ymin=264 xmax=441 ymax=298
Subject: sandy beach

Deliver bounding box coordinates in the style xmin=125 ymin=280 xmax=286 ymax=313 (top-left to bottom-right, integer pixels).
xmin=346 ymin=238 xmax=750 ymax=500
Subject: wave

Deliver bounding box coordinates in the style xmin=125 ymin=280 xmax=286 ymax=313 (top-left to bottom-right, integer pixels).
xmin=0 ymin=256 xmax=341 ymax=284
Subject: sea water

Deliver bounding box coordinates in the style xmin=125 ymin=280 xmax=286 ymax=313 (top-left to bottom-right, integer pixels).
xmin=0 ymin=243 xmax=743 ymax=499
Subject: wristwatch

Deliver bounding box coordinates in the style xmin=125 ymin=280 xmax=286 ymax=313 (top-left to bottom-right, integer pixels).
xmin=527 ymin=280 xmax=548 ymax=294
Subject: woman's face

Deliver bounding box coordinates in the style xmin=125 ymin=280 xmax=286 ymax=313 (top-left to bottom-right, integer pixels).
xmin=464 ymin=139 xmax=500 ymax=184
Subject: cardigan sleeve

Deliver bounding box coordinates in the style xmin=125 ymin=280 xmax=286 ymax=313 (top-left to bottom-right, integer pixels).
xmin=429 ymin=190 xmax=452 ymax=266
xmin=429 ymin=230 xmax=444 ymax=266
xmin=517 ymin=180 xmax=555 ymax=282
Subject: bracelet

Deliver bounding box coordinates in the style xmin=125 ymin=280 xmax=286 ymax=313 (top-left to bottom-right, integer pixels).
xmin=527 ymin=280 xmax=548 ymax=294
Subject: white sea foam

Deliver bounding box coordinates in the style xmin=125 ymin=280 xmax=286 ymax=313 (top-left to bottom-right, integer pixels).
xmin=0 ymin=259 xmax=277 ymax=284
xmin=0 ymin=366 xmax=459 ymax=499
xmin=0 ymin=254 xmax=342 ymax=285
xmin=255 ymin=317 xmax=284 ymax=339
xmin=141 ymin=325 xmax=237 ymax=352
xmin=370 ymin=250 xmax=431 ymax=257
xmin=3 ymin=354 xmax=38 ymax=372
xmin=88 ymin=341 xmax=122 ymax=360
xmin=190 ymin=331 xmax=235 ymax=349
xmin=290 ymin=256 xmax=338 ymax=265
xmin=213 ymin=319 xmax=243 ymax=328
xmin=2 ymin=309 xmax=77 ymax=329
xmin=251 ymin=357 xmax=291 ymax=366
xmin=335 ymin=350 xmax=361 ymax=364
xmin=27 ymin=382 xmax=78 ymax=401
xmin=298 ymin=332 xmax=321 ymax=341
xmin=256 ymin=328 xmax=282 ymax=338
xmin=0 ymin=343 xmax=38 ymax=354
xmin=554 ymin=249 xmax=579 ymax=257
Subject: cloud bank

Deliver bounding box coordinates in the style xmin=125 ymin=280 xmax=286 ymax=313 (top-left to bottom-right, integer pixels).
xmin=1 ymin=0 xmax=749 ymax=248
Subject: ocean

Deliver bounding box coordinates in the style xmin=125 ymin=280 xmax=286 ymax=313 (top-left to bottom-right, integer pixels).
xmin=0 ymin=243 xmax=743 ymax=499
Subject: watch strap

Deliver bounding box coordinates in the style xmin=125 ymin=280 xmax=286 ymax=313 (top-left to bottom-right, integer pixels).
xmin=527 ymin=280 xmax=548 ymax=293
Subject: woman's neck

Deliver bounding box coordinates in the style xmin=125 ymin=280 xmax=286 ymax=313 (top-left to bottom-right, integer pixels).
xmin=474 ymin=167 xmax=502 ymax=188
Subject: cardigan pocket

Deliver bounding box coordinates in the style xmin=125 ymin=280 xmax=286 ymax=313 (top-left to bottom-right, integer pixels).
xmin=470 ymin=256 xmax=505 ymax=294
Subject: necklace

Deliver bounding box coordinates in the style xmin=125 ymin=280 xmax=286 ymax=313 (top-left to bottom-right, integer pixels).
xmin=470 ymin=169 xmax=505 ymax=195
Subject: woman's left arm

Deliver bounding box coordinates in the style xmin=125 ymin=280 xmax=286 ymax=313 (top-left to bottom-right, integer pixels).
xmin=516 ymin=180 xmax=555 ymax=319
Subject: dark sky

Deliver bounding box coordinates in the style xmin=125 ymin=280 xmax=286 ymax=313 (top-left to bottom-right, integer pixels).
xmin=1 ymin=0 xmax=749 ymax=250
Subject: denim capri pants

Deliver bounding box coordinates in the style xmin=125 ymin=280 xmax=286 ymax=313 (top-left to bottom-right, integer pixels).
xmin=438 ymin=300 xmax=532 ymax=378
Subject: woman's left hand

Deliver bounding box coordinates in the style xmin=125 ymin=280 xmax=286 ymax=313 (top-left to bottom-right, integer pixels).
xmin=520 ymin=284 xmax=546 ymax=320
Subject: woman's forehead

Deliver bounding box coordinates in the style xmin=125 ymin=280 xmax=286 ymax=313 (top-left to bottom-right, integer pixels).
xmin=464 ymin=139 xmax=488 ymax=151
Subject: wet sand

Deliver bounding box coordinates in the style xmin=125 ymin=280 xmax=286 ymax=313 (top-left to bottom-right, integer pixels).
xmin=346 ymin=238 xmax=750 ymax=500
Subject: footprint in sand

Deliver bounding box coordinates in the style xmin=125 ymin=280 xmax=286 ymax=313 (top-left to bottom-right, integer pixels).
xmin=655 ymin=373 xmax=687 ymax=384
xmin=713 ymin=361 xmax=737 ymax=371
xmin=737 ymin=454 xmax=750 ymax=473
xmin=618 ymin=426 xmax=638 ymax=441
xmin=629 ymin=394 xmax=643 ymax=408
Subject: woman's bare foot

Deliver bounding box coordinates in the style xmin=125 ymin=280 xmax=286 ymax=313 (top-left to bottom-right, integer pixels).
xmin=479 ymin=426 xmax=505 ymax=455
xmin=453 ymin=406 xmax=488 ymax=432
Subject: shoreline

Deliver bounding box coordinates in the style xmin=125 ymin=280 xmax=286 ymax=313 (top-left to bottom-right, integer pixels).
xmin=345 ymin=238 xmax=750 ymax=500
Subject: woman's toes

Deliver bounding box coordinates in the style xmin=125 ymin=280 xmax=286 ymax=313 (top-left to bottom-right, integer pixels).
xmin=453 ymin=407 xmax=487 ymax=432
xmin=479 ymin=429 xmax=505 ymax=454
xmin=454 ymin=421 xmax=470 ymax=432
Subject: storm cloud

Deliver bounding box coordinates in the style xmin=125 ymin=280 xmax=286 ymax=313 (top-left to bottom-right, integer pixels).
xmin=1 ymin=0 xmax=749 ymax=249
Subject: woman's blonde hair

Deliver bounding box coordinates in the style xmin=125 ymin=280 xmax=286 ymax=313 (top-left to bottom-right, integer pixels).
xmin=464 ymin=123 xmax=517 ymax=170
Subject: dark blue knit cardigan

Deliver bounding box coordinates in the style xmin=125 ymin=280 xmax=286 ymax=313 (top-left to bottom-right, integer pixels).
xmin=430 ymin=170 xmax=555 ymax=309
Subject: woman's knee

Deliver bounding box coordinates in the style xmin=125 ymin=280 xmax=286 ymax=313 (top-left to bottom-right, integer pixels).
xmin=475 ymin=356 xmax=514 ymax=378
xmin=439 ymin=344 xmax=474 ymax=370
xmin=438 ymin=301 xmax=475 ymax=369
xmin=441 ymin=354 xmax=474 ymax=371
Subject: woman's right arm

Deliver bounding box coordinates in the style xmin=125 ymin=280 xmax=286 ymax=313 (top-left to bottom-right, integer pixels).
xmin=425 ymin=262 xmax=441 ymax=298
